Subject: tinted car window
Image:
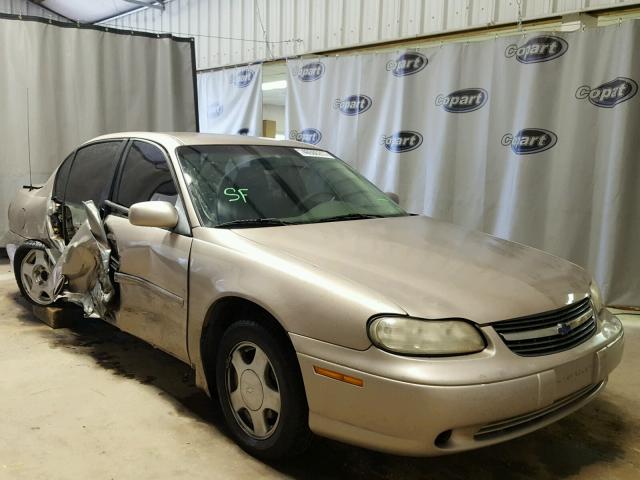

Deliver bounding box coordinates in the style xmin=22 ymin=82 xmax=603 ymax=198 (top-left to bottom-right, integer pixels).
xmin=115 ymin=141 xmax=177 ymax=208
xmin=64 ymin=141 xmax=122 ymax=206
xmin=53 ymin=152 xmax=75 ymax=202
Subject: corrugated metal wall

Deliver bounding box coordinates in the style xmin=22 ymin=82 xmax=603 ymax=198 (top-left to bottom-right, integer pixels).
xmin=0 ymin=0 xmax=68 ymax=21
xmin=28 ymin=0 xmax=640 ymax=70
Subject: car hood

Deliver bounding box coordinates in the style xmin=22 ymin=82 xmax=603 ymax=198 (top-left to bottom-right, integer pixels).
xmin=233 ymin=215 xmax=591 ymax=325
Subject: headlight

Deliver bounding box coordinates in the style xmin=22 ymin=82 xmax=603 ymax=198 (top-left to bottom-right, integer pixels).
xmin=590 ymin=281 xmax=604 ymax=314
xmin=368 ymin=316 xmax=486 ymax=356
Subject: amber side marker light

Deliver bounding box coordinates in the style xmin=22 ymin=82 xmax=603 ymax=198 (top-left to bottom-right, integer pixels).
xmin=313 ymin=366 xmax=364 ymax=387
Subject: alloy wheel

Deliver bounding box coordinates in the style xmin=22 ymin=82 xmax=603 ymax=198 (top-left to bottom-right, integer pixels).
xmin=20 ymin=249 xmax=54 ymax=305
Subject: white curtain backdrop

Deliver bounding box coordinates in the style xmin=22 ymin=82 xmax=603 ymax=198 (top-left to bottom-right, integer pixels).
xmin=287 ymin=22 xmax=640 ymax=306
xmin=0 ymin=16 xmax=197 ymax=242
xmin=197 ymin=65 xmax=262 ymax=136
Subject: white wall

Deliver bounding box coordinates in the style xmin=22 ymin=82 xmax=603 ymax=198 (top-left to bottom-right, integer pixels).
xmin=262 ymin=104 xmax=285 ymax=137
xmin=98 ymin=0 xmax=640 ymax=70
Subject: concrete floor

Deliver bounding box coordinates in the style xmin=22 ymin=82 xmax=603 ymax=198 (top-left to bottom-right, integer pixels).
xmin=0 ymin=257 xmax=638 ymax=480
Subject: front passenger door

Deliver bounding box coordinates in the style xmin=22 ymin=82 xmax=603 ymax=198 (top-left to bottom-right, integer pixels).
xmin=105 ymin=140 xmax=192 ymax=362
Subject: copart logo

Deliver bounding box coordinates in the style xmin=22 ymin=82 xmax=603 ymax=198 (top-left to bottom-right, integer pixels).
xmin=575 ymin=77 xmax=638 ymax=108
xmin=381 ymin=131 xmax=423 ymax=153
xmin=435 ymin=88 xmax=488 ymax=113
xmin=289 ymin=128 xmax=322 ymax=145
xmin=231 ymin=68 xmax=255 ymax=88
xmin=501 ymin=128 xmax=557 ymax=155
xmin=297 ymin=62 xmax=325 ymax=82
xmin=207 ymin=102 xmax=223 ymax=119
xmin=333 ymin=94 xmax=372 ymax=115
xmin=386 ymin=52 xmax=427 ymax=77
xmin=505 ymin=35 xmax=568 ymax=64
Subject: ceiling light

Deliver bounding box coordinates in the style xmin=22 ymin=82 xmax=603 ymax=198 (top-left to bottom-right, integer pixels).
xmin=262 ymin=80 xmax=287 ymax=91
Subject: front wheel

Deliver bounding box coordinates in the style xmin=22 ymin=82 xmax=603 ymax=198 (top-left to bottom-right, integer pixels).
xmin=215 ymin=318 xmax=312 ymax=459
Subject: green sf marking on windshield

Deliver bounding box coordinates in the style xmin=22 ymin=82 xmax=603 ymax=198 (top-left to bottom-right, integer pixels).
xmin=224 ymin=188 xmax=248 ymax=203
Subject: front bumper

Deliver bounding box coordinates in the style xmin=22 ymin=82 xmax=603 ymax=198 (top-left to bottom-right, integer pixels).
xmin=292 ymin=311 xmax=624 ymax=456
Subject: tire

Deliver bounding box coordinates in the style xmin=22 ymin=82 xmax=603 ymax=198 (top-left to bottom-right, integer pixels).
xmin=13 ymin=240 xmax=59 ymax=307
xmin=215 ymin=317 xmax=312 ymax=459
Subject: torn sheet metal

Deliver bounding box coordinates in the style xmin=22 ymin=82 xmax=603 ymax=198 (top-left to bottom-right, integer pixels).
xmin=51 ymin=201 xmax=114 ymax=318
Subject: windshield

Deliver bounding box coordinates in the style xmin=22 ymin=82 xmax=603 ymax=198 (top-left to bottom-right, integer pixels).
xmin=176 ymin=145 xmax=407 ymax=227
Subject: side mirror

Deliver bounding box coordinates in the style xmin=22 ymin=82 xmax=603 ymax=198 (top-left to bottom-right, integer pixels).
xmin=129 ymin=201 xmax=179 ymax=229
xmin=385 ymin=192 xmax=400 ymax=204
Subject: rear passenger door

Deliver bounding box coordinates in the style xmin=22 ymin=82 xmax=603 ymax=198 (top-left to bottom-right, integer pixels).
xmin=105 ymin=140 xmax=192 ymax=362
xmin=58 ymin=141 xmax=125 ymax=240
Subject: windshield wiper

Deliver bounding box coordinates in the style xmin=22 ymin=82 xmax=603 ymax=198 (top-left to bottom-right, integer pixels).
xmin=215 ymin=218 xmax=295 ymax=228
xmin=313 ymin=213 xmax=387 ymax=224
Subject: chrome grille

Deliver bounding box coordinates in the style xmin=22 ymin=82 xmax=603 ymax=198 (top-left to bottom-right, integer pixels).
xmin=474 ymin=381 xmax=603 ymax=441
xmin=493 ymin=297 xmax=596 ymax=356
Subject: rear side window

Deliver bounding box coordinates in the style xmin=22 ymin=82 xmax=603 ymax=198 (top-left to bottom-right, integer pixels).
xmin=64 ymin=141 xmax=122 ymax=206
xmin=53 ymin=152 xmax=75 ymax=201
xmin=115 ymin=141 xmax=177 ymax=208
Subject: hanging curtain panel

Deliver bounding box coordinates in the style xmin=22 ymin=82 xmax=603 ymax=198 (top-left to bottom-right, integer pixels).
xmin=286 ymin=22 xmax=640 ymax=306
xmin=0 ymin=15 xmax=197 ymax=244
xmin=197 ymin=65 xmax=262 ymax=136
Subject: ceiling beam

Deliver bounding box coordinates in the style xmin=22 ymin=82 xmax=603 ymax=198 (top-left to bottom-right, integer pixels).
xmin=95 ymin=0 xmax=170 ymax=24
xmin=122 ymin=0 xmax=165 ymax=11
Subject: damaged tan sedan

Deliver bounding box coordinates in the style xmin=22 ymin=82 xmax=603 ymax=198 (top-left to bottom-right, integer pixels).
xmin=4 ymin=132 xmax=624 ymax=459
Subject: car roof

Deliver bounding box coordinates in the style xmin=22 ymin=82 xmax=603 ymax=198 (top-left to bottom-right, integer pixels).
xmin=87 ymin=131 xmax=312 ymax=149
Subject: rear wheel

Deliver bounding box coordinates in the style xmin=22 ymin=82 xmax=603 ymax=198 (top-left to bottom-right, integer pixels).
xmin=14 ymin=241 xmax=57 ymax=306
xmin=215 ymin=318 xmax=312 ymax=459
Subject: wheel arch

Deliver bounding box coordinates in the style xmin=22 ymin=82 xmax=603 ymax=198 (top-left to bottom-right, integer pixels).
xmin=199 ymin=295 xmax=296 ymax=397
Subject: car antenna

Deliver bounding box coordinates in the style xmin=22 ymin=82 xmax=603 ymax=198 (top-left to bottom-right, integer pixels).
xmin=23 ymin=87 xmax=40 ymax=191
